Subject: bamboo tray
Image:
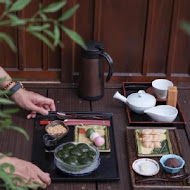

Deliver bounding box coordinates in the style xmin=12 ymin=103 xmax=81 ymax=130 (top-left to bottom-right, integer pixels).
xmin=122 ymin=82 xmax=186 ymax=126
xmin=126 ymin=126 xmax=190 ymax=190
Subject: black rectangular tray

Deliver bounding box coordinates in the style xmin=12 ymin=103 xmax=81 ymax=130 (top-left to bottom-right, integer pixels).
xmin=122 ymin=82 xmax=186 ymax=126
xmin=32 ymin=111 xmax=119 ymax=182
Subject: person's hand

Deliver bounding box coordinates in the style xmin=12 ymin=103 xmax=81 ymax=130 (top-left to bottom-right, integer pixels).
xmin=0 ymin=156 xmax=51 ymax=188
xmin=11 ymin=88 xmax=56 ymax=119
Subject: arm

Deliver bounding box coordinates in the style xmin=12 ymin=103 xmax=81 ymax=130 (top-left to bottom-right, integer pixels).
xmin=0 ymin=67 xmax=56 ymax=119
xmin=0 ymin=66 xmax=14 ymax=89
xmin=0 ymin=155 xmax=51 ymax=188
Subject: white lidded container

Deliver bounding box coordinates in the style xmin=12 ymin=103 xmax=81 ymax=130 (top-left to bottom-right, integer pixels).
xmin=113 ymin=90 xmax=156 ymax=114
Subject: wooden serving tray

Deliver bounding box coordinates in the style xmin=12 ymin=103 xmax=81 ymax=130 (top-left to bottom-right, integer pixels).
xmin=126 ymin=126 xmax=190 ymax=190
xmin=122 ymin=82 xmax=186 ymax=126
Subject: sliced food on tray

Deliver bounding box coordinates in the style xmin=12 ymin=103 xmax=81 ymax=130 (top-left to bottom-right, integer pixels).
xmin=135 ymin=129 xmax=173 ymax=157
xmin=74 ymin=125 xmax=110 ymax=152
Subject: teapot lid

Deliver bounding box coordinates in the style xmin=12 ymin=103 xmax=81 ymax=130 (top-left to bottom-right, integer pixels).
xmin=127 ymin=90 xmax=156 ymax=108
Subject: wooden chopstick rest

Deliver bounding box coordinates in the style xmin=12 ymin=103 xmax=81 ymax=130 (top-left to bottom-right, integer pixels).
xmin=167 ymin=86 xmax=178 ymax=107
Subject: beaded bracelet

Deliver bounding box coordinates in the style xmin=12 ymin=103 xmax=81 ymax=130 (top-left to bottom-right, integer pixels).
xmin=3 ymin=80 xmax=15 ymax=90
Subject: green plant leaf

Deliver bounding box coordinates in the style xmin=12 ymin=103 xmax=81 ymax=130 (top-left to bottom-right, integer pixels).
xmin=60 ymin=26 xmax=87 ymax=49
xmin=12 ymin=177 xmax=24 ymax=187
xmin=0 ymin=90 xmax=11 ymax=96
xmin=0 ymin=20 xmax=11 ymax=26
xmin=29 ymin=31 xmax=54 ymax=50
xmin=43 ymin=0 xmax=67 ymax=13
xmin=0 ymin=118 xmax=12 ymax=126
xmin=39 ymin=12 xmax=47 ymax=21
xmin=0 ymin=0 xmax=11 ymax=9
xmin=0 ymin=0 xmax=9 ymax=3
xmin=54 ymin=24 xmax=60 ymax=46
xmin=58 ymin=4 xmax=79 ymax=22
xmin=12 ymin=126 xmax=29 ymax=140
xmin=43 ymin=29 xmax=55 ymax=38
xmin=0 ymin=97 xmax=14 ymax=104
xmin=7 ymin=14 xmax=27 ymax=26
xmin=0 ymin=163 xmax=15 ymax=174
xmin=44 ymin=29 xmax=63 ymax=47
xmin=0 ymin=170 xmax=14 ymax=188
xmin=0 ymin=77 xmax=6 ymax=83
xmin=1 ymin=118 xmax=12 ymax=126
xmin=0 ymin=153 xmax=12 ymax=159
xmin=27 ymin=24 xmax=50 ymax=32
xmin=38 ymin=2 xmax=43 ymax=10
xmin=9 ymin=0 xmax=31 ymax=12
xmin=0 ymin=32 xmax=17 ymax=52
xmin=0 ymin=112 xmax=11 ymax=118
xmin=180 ymin=21 xmax=190 ymax=36
xmin=3 ymin=108 xmax=19 ymax=114
xmin=27 ymin=183 xmax=43 ymax=188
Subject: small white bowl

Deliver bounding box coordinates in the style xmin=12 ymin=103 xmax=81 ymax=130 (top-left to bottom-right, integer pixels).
xmin=144 ymin=105 xmax=178 ymax=122
xmin=152 ymin=79 xmax=173 ymax=99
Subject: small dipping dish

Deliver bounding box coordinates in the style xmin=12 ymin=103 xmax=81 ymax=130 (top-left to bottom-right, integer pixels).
xmin=132 ymin=158 xmax=160 ymax=176
xmin=160 ymin=154 xmax=185 ymax=174
xmin=45 ymin=120 xmax=69 ymax=140
xmin=43 ymin=133 xmax=58 ymax=152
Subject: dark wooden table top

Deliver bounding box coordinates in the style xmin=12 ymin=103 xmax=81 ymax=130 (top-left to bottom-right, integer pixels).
xmin=0 ymin=85 xmax=190 ymax=190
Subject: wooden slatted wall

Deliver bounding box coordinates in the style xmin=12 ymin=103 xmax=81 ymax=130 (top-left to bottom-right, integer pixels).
xmin=0 ymin=0 xmax=190 ymax=84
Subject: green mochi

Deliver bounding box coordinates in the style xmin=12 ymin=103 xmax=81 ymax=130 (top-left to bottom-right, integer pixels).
xmin=77 ymin=143 xmax=90 ymax=152
xmin=64 ymin=155 xmax=79 ymax=166
xmin=86 ymin=128 xmax=95 ymax=138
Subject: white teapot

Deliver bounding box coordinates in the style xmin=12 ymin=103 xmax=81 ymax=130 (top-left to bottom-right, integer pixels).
xmin=113 ymin=90 xmax=156 ymax=114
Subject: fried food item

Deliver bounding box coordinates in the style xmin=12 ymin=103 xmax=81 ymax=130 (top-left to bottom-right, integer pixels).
xmin=142 ymin=129 xmax=160 ymax=135
xmin=142 ymin=135 xmax=160 ymax=142
xmin=154 ymin=142 xmax=161 ymax=148
xmin=141 ymin=129 xmax=162 ymax=149
xmin=142 ymin=142 xmax=154 ymax=148
xmin=142 ymin=141 xmax=161 ymax=149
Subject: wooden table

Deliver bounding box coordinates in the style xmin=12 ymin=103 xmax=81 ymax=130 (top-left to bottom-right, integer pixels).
xmin=0 ymin=84 xmax=190 ymax=190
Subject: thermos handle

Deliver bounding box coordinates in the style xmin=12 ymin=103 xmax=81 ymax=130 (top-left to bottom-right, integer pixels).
xmin=100 ymin=52 xmax=114 ymax=82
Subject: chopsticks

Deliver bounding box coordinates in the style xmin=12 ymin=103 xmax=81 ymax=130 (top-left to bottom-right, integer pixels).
xmin=136 ymin=173 xmax=190 ymax=183
xmin=56 ymin=112 xmax=108 ymax=120
xmin=40 ymin=119 xmax=110 ymax=126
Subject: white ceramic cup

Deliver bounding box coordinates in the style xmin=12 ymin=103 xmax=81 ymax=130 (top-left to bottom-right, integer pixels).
xmin=152 ymin=79 xmax=173 ymax=99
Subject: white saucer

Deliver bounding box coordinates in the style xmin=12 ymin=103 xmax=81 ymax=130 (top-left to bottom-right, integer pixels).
xmin=132 ymin=158 xmax=159 ymax=176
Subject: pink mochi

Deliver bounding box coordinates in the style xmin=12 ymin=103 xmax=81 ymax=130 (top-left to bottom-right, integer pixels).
xmin=94 ymin=136 xmax=105 ymax=147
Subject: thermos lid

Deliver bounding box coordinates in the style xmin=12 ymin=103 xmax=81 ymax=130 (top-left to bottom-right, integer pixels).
xmin=81 ymin=41 xmax=104 ymax=58
xmin=85 ymin=40 xmax=104 ymax=52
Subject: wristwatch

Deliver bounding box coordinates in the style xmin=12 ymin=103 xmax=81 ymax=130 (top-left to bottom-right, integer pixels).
xmin=6 ymin=82 xmax=24 ymax=99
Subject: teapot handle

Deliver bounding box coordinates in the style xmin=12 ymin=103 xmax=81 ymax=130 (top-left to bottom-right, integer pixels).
xmin=100 ymin=52 xmax=114 ymax=82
